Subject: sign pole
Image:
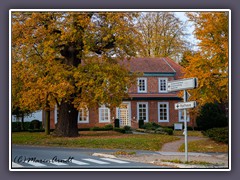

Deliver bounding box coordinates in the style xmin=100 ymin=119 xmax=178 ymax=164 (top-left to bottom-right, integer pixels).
xmin=184 ymin=90 xmax=188 ymax=162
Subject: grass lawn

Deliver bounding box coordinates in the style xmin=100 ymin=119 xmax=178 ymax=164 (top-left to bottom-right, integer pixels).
xmin=12 ymin=131 xmax=180 ymax=151
xmin=178 ymin=139 xmax=228 ymax=153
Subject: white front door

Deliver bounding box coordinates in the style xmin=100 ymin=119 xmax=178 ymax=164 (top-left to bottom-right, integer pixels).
xmin=117 ymin=102 xmax=131 ymax=127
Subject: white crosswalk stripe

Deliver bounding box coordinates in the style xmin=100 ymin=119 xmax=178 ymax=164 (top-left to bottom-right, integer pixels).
xmin=82 ymin=158 xmax=110 ymax=164
xmin=64 ymin=159 xmax=89 ymax=165
xmin=25 ymin=161 xmax=47 ymax=167
xmin=100 ymin=158 xmax=129 ymax=164
xmin=12 ymin=158 xmax=129 ymax=168
xmin=12 ymin=162 xmax=23 ymax=167
xmin=49 ymin=161 xmax=68 ymax=166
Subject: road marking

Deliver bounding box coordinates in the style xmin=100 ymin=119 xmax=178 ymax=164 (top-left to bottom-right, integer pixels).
xmin=25 ymin=161 xmax=47 ymax=167
xmin=12 ymin=162 xmax=23 ymax=168
xmin=50 ymin=161 xmax=68 ymax=166
xmin=83 ymin=158 xmax=110 ymax=164
xmin=100 ymin=158 xmax=129 ymax=164
xmin=64 ymin=159 xmax=89 ymax=165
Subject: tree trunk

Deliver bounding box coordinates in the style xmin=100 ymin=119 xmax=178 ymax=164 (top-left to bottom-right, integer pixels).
xmin=52 ymin=43 xmax=81 ymax=137
xmin=53 ymin=101 xmax=79 ymax=137
xmin=45 ymin=109 xmax=50 ymax=135
xmin=21 ymin=113 xmax=24 ymax=131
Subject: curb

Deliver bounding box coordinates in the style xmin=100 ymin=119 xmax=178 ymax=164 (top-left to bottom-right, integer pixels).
xmin=92 ymin=153 xmax=116 ymax=159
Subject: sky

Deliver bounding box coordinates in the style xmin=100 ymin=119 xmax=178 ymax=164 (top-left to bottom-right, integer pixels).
xmin=174 ymin=12 xmax=198 ymax=50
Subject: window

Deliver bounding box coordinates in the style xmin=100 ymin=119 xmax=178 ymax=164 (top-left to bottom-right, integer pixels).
xmin=159 ymin=78 xmax=168 ymax=93
xmin=99 ymin=105 xmax=110 ymax=123
xmin=78 ymin=108 xmax=89 ymax=123
xmin=178 ymin=110 xmax=190 ymax=122
xmin=54 ymin=104 xmax=59 ymax=124
xmin=158 ymin=102 xmax=169 ymax=122
xmin=137 ymin=102 xmax=148 ymax=122
xmin=138 ymin=78 xmax=147 ymax=93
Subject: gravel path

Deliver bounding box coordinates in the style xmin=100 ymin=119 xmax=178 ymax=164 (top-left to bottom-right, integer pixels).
xmin=160 ymin=136 xmax=207 ymax=152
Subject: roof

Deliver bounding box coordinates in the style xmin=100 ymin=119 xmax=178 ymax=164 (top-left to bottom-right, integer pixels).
xmin=119 ymin=57 xmax=184 ymax=78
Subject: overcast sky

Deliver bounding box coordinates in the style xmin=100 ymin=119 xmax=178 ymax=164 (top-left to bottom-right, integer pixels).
xmin=174 ymin=12 xmax=199 ymax=50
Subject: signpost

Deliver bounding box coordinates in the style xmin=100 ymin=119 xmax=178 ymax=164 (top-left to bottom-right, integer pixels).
xmin=167 ymin=78 xmax=198 ymax=92
xmin=167 ymin=77 xmax=198 ymax=162
xmin=174 ymin=101 xmax=197 ymax=110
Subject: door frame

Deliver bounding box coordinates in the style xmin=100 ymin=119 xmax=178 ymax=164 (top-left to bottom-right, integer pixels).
xmin=116 ymin=101 xmax=131 ymax=127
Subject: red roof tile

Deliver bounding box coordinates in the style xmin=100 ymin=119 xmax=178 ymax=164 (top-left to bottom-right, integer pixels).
xmin=119 ymin=57 xmax=184 ymax=79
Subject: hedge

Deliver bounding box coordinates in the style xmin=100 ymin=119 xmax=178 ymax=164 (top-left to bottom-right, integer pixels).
xmin=203 ymin=127 xmax=228 ymax=144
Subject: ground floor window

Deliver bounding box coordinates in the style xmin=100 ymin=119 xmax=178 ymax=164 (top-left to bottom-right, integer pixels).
xmin=99 ymin=105 xmax=110 ymax=123
xmin=78 ymin=108 xmax=89 ymax=123
xmin=178 ymin=110 xmax=190 ymax=122
xmin=54 ymin=104 xmax=59 ymax=124
xmin=158 ymin=102 xmax=169 ymax=122
xmin=137 ymin=102 xmax=148 ymax=122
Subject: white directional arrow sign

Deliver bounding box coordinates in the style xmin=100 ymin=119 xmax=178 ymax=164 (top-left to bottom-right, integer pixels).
xmin=175 ymin=101 xmax=197 ymax=110
xmin=167 ymin=78 xmax=198 ymax=92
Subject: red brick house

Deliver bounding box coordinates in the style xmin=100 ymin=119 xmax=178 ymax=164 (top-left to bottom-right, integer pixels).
xmin=46 ymin=57 xmax=192 ymax=129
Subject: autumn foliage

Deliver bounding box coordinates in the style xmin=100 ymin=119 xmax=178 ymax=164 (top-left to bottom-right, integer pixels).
xmin=184 ymin=12 xmax=229 ymax=106
xmin=11 ymin=12 xmax=141 ymax=136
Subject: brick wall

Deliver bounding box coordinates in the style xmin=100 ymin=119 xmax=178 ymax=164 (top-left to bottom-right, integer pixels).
xmin=128 ymin=76 xmax=175 ymax=93
xmin=48 ymin=75 xmax=195 ymax=129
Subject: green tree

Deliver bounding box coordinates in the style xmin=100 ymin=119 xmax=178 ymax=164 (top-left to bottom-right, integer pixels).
xmin=11 ymin=11 xmax=141 ymax=137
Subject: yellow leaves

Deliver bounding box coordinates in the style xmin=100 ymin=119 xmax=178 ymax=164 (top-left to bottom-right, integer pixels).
xmin=73 ymin=60 xmax=137 ymax=109
xmin=183 ymin=12 xmax=229 ymax=107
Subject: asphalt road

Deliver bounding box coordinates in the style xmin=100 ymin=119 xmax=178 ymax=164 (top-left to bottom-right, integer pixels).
xmin=11 ymin=145 xmax=166 ymax=170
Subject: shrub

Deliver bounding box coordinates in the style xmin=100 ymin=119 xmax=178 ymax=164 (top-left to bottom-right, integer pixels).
xmin=90 ymin=125 xmax=113 ymax=131
xmin=12 ymin=122 xmax=32 ymax=132
xmin=123 ymin=126 xmax=132 ymax=133
xmin=154 ymin=127 xmax=173 ymax=135
xmin=90 ymin=127 xmax=106 ymax=131
xmin=123 ymin=126 xmax=131 ymax=131
xmin=203 ymin=127 xmax=228 ymax=144
xmin=29 ymin=120 xmax=41 ymax=130
xmin=113 ymin=127 xmax=126 ymax=133
xmin=163 ymin=128 xmax=173 ymax=135
xmin=28 ymin=129 xmax=45 ymax=133
xmin=142 ymin=122 xmax=161 ymax=130
xmin=104 ymin=124 xmax=113 ymax=130
xmin=196 ymin=103 xmax=228 ymax=131
xmin=78 ymin=128 xmax=90 ymax=131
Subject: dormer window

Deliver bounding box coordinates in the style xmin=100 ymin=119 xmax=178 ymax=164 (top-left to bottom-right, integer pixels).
xmin=137 ymin=78 xmax=147 ymax=93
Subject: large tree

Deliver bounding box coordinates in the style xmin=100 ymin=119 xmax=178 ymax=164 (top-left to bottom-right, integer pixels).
xmin=136 ymin=12 xmax=189 ymax=61
xmin=183 ymin=12 xmax=229 ymax=108
xmin=12 ymin=11 xmax=141 ymax=137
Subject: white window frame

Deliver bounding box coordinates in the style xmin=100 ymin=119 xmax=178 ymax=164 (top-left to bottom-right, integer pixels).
xmin=158 ymin=102 xmax=169 ymax=122
xmin=158 ymin=78 xmax=168 ymax=93
xmin=99 ymin=105 xmax=111 ymax=123
xmin=137 ymin=102 xmax=149 ymax=122
xmin=178 ymin=110 xmax=190 ymax=122
xmin=137 ymin=77 xmax=147 ymax=93
xmin=78 ymin=108 xmax=89 ymax=123
xmin=54 ymin=104 xmax=59 ymax=124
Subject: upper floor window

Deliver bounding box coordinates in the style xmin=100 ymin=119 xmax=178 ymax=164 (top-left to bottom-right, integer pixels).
xmin=99 ymin=105 xmax=110 ymax=123
xmin=78 ymin=108 xmax=89 ymax=123
xmin=159 ymin=78 xmax=168 ymax=93
xmin=138 ymin=78 xmax=147 ymax=93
